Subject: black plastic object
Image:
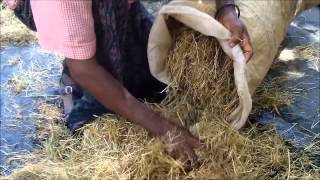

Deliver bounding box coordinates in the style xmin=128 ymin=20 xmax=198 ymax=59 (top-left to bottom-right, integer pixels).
xmin=65 ymin=96 xmax=111 ymax=133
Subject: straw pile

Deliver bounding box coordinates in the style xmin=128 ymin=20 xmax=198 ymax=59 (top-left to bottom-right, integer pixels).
xmin=6 ymin=29 xmax=319 ymax=179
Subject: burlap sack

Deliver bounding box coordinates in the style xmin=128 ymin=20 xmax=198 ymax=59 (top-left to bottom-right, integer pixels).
xmin=147 ymin=0 xmax=319 ymax=129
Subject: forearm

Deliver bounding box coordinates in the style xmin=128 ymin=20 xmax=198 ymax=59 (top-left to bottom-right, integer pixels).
xmin=216 ymin=0 xmax=235 ymax=9
xmin=215 ymin=0 xmax=238 ymax=21
xmin=66 ymin=57 xmax=173 ymax=136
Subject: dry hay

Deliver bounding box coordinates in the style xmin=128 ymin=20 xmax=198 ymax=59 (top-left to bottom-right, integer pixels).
xmin=296 ymin=45 xmax=320 ymax=62
xmin=253 ymin=77 xmax=294 ymax=115
xmin=5 ymin=74 xmax=29 ymax=95
xmin=3 ymin=54 xmax=63 ymax=96
xmin=159 ymin=28 xmax=238 ymax=127
xmin=4 ymin=67 xmax=46 ymax=95
xmin=5 ymin=29 xmax=320 ymax=179
xmin=0 ymin=5 xmax=37 ymax=45
xmin=296 ymin=45 xmax=320 ymax=72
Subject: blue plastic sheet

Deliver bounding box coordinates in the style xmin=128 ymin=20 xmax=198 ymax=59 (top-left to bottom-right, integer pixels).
xmin=0 ymin=45 xmax=61 ymax=175
xmin=257 ymin=7 xmax=320 ymax=156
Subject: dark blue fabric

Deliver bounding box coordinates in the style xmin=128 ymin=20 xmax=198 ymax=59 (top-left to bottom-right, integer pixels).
xmin=13 ymin=0 xmax=36 ymax=31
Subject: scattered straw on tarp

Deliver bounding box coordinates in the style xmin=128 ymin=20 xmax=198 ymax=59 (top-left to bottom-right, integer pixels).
xmin=253 ymin=77 xmax=294 ymax=115
xmin=5 ymin=29 xmax=319 ymax=179
xmin=296 ymin=45 xmax=320 ymax=62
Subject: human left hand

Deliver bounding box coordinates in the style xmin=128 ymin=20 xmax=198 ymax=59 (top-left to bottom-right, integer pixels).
xmin=216 ymin=6 xmax=253 ymax=63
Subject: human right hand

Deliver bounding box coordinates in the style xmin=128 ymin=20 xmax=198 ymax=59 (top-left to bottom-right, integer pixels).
xmin=161 ymin=124 xmax=203 ymax=170
xmin=66 ymin=58 xmax=203 ymax=171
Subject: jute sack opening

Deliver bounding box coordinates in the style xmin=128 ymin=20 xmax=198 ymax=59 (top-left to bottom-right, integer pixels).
xmin=148 ymin=0 xmax=319 ymax=129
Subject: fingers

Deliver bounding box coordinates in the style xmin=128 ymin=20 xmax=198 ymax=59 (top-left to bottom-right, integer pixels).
xmin=185 ymin=146 xmax=198 ymax=165
xmin=168 ymin=135 xmax=202 ymax=170
xmin=175 ymin=145 xmax=199 ymax=172
xmin=169 ymin=147 xmax=180 ymax=160
xmin=225 ymin=20 xmax=253 ymax=63
xmin=168 ymin=144 xmax=199 ymax=171
xmin=241 ymin=32 xmax=254 ymax=63
xmin=182 ymin=134 xmax=203 ymax=169
xmin=184 ymin=148 xmax=199 ymax=172
xmin=187 ymin=134 xmax=204 ymax=149
xmin=228 ymin=30 xmax=253 ymax=63
xmin=164 ymin=128 xmax=204 ymax=171
xmin=228 ymin=32 xmax=243 ymax=48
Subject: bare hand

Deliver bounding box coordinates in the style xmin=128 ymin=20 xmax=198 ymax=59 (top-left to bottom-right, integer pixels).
xmin=162 ymin=125 xmax=203 ymax=171
xmin=216 ymin=6 xmax=253 ymax=62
